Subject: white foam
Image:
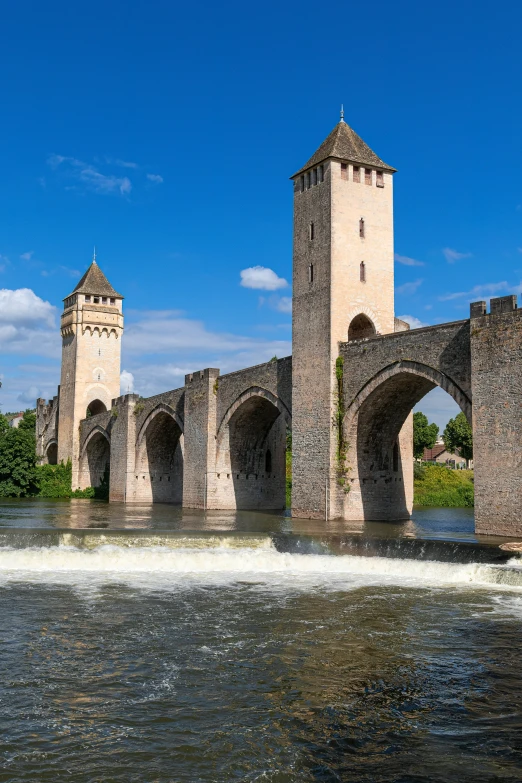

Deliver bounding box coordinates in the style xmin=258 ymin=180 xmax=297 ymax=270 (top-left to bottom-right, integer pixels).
xmin=0 ymin=543 xmax=520 ymax=593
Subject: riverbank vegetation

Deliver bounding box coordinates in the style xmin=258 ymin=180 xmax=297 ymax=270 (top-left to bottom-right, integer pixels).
xmin=0 ymin=411 xmax=104 ymax=499
xmin=0 ymin=411 xmax=473 ymax=507
xmin=414 ymin=463 xmax=474 ymax=507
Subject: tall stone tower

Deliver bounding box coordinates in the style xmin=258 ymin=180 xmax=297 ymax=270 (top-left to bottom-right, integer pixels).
xmin=57 ymin=257 xmax=124 ymax=487
xmin=291 ymin=115 xmax=396 ymax=518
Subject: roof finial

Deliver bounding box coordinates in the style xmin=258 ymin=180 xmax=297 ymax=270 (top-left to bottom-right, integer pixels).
xmin=93 ymin=246 xmax=97 ymax=264
xmin=340 ymin=104 xmax=345 ymax=123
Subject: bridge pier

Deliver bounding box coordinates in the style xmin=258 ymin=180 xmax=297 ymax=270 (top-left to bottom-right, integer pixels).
xmin=471 ymin=298 xmax=522 ymax=536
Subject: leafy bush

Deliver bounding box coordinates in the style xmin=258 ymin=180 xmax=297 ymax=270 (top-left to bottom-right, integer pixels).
xmin=413 ymin=462 xmax=426 ymax=480
xmin=0 ymin=412 xmax=39 ymax=497
xmin=0 ymin=410 xmax=107 ymax=500
xmin=37 ymin=462 xmax=74 ymax=498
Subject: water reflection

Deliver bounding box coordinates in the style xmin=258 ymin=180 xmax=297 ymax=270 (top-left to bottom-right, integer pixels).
xmin=0 ymin=498 xmax=509 ymax=547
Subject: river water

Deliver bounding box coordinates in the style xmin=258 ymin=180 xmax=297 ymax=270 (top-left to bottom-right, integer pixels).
xmin=1 ymin=500 xmax=522 ymax=782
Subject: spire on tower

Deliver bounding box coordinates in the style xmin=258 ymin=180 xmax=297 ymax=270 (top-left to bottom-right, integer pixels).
xmin=291 ymin=118 xmax=396 ymax=178
xmin=65 ymin=258 xmax=123 ymax=300
xmin=93 ymin=246 xmax=97 ymax=264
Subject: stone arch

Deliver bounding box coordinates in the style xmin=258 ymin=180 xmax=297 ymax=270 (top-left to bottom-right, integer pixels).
xmin=343 ymin=360 xmax=472 ymax=521
xmin=86 ymin=398 xmax=107 ymax=417
xmin=348 ymin=313 xmax=376 ymax=341
xmin=45 ymin=439 xmax=58 ymax=465
xmin=345 ymin=305 xmax=382 ymax=338
xmin=134 ymin=403 xmax=184 ymax=503
xmin=215 ymin=387 xmax=291 ymax=510
xmin=78 ymin=426 xmax=110 ymax=491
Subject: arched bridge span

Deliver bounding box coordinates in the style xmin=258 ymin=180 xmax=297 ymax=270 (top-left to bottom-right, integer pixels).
xmin=339 ymin=319 xmax=472 ymax=521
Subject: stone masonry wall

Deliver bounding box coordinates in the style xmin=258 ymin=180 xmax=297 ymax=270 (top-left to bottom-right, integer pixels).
xmin=119 ymin=388 xmax=185 ymax=504
xmin=291 ymin=161 xmax=333 ymax=519
xmin=36 ymin=394 xmax=59 ymax=463
xmin=182 ymin=369 xmax=219 ymax=508
xmin=470 ymin=298 xmax=522 ymax=536
xmin=210 ymin=357 xmax=292 ymax=510
xmin=78 ymin=410 xmax=114 ymax=490
xmin=339 ymin=320 xmax=471 ymax=520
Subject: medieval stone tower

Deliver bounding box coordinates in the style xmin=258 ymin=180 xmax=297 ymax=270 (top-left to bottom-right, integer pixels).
xmin=291 ymin=114 xmax=397 ymax=519
xmin=57 ymin=257 xmax=123 ymax=487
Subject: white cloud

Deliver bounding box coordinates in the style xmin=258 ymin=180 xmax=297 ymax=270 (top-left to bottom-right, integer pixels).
xmin=443 ymin=247 xmax=472 ymax=263
xmin=120 ymin=309 xmax=291 ymax=397
xmin=147 ymin=173 xmax=164 ymax=184
xmin=17 ymin=385 xmax=42 ymax=405
xmin=124 ymin=310 xmax=291 ymax=357
xmin=20 ymin=251 xmax=34 ymax=261
xmin=0 ymin=364 xmax=60 ymax=412
xmin=0 ymin=288 xmax=56 ymax=327
xmin=394 ymin=253 xmax=425 ymax=267
xmin=240 ymin=266 xmax=288 ymax=291
xmin=439 ymin=281 xmax=508 ymax=301
xmin=48 ymin=154 xmax=132 ymax=196
xmin=120 ymin=370 xmax=135 ymax=394
xmin=80 ymin=166 xmax=132 ymax=195
xmin=107 ymin=158 xmax=139 ymax=169
xmin=396 ymin=314 xmax=428 ymax=329
xmin=275 ymin=296 xmax=292 ymax=313
xmin=259 ymin=295 xmax=293 ymax=313
xmin=0 ymin=289 xmax=59 ymax=359
xmin=396 ymin=279 xmax=423 ymax=296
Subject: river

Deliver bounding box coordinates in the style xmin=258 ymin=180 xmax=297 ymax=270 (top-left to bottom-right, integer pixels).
xmin=1 ymin=500 xmax=522 ymax=782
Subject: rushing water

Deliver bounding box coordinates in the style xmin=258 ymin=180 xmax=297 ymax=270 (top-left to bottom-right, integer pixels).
xmin=2 ymin=501 xmax=522 ymax=782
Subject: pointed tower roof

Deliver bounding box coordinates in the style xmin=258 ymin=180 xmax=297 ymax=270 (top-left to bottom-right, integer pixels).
xmin=292 ymin=120 xmax=396 ymax=178
xmin=65 ymin=260 xmax=123 ymax=300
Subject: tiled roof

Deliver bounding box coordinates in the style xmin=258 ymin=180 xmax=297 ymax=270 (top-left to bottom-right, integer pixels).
xmin=423 ymin=444 xmax=448 ymax=461
xmin=66 ymin=261 xmax=123 ymax=299
xmin=292 ymin=121 xmax=396 ymax=177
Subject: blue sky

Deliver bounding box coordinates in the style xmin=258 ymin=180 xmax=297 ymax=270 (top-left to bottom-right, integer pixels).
xmin=1 ymin=0 xmax=521 ymax=430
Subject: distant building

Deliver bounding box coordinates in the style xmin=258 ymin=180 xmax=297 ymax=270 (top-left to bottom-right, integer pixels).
xmin=423 ymin=439 xmax=471 ymax=469
xmin=9 ymin=413 xmax=24 ymax=429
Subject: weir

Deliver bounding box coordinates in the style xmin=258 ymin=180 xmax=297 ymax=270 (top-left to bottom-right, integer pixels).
xmin=2 ymin=528 xmax=522 ymax=585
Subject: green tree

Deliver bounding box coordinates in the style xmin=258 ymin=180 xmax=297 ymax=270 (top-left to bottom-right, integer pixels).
xmin=443 ymin=412 xmax=473 ymax=464
xmin=18 ymin=410 xmax=36 ymax=431
xmin=413 ymin=411 xmax=439 ymax=460
xmin=0 ymin=414 xmax=9 ymax=436
xmin=0 ymin=424 xmax=38 ymax=496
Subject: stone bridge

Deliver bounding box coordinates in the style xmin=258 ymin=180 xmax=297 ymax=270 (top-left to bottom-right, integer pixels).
xmin=333 ymin=296 xmax=522 ymax=536
xmin=78 ymin=356 xmax=292 ymax=511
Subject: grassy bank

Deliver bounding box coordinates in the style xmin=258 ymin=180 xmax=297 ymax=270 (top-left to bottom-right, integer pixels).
xmin=414 ymin=463 xmax=474 ymax=507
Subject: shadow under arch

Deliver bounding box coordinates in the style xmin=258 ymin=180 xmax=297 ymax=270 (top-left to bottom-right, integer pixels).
xmin=348 ymin=313 xmax=376 ymax=341
xmin=216 ymin=387 xmax=291 ymax=510
xmin=344 ymin=360 xmax=472 ymax=521
xmin=45 ymin=440 xmax=58 ymax=465
xmin=79 ymin=426 xmax=111 ymax=491
xmin=87 ymin=399 xmax=107 ymax=417
xmin=135 ymin=403 xmax=184 ymax=503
